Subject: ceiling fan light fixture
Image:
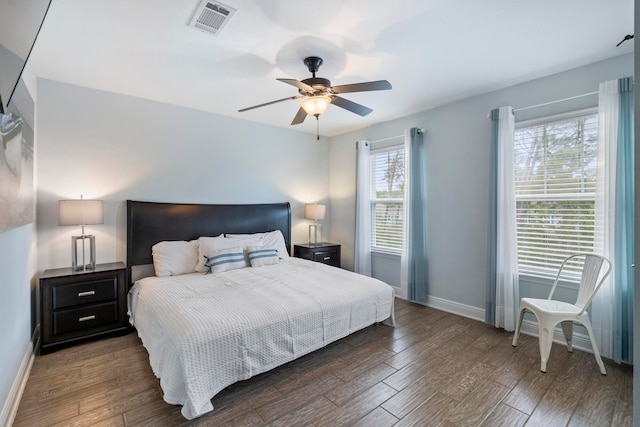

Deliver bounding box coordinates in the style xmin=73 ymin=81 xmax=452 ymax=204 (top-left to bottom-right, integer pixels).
xmin=300 ymin=96 xmax=331 ymax=117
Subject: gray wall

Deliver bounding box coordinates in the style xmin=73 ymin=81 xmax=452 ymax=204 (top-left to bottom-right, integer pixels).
xmin=0 ymin=80 xmax=37 ymax=423
xmin=36 ymin=79 xmax=330 ymax=272
xmin=328 ymin=53 xmax=633 ymax=313
xmin=0 ymin=224 xmax=35 ymax=421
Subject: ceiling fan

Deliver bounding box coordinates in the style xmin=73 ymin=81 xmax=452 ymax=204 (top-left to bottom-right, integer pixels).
xmin=238 ymin=56 xmax=392 ymax=129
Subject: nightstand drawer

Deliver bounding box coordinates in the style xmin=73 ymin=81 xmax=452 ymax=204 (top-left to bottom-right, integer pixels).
xmin=312 ymin=249 xmax=339 ymax=267
xmin=53 ymin=302 xmax=118 ymax=335
xmin=293 ymin=243 xmax=341 ymax=268
xmin=53 ymin=277 xmax=117 ymax=309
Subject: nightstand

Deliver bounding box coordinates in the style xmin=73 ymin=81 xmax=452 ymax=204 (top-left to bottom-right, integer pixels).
xmin=294 ymin=243 xmax=341 ymax=268
xmin=40 ymin=262 xmax=128 ymax=353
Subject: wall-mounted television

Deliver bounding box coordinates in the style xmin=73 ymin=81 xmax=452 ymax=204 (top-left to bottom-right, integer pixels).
xmin=0 ymin=0 xmax=52 ymax=115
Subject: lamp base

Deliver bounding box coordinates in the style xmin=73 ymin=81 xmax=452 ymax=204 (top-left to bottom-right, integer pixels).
xmin=71 ymin=234 xmax=96 ymax=271
xmin=308 ymin=224 xmax=323 ymax=247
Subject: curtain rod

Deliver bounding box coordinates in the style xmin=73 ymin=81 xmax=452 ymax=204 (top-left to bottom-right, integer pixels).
xmin=371 ymin=128 xmax=425 ymax=144
xmin=371 ymin=135 xmax=403 ymax=143
xmin=514 ymin=91 xmax=598 ymax=112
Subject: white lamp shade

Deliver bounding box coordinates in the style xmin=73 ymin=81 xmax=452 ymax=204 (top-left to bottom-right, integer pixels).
xmin=300 ymin=96 xmax=331 ymax=116
xmin=304 ymin=204 xmax=326 ymax=221
xmin=59 ymin=199 xmax=104 ymax=226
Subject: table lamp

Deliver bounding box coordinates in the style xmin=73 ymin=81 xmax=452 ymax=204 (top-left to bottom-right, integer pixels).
xmin=59 ymin=196 xmax=104 ymax=271
xmin=304 ymin=203 xmax=325 ymax=246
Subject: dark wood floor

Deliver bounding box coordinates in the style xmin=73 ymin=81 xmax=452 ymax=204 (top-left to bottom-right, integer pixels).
xmin=13 ymin=299 xmax=632 ymax=426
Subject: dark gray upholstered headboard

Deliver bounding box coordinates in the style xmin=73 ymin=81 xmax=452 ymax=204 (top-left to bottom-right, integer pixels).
xmin=126 ymin=200 xmax=291 ymax=286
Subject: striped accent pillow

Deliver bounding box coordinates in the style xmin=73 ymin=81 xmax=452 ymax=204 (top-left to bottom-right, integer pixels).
xmin=203 ymin=246 xmax=246 ymax=274
xmin=247 ymin=246 xmax=279 ymax=267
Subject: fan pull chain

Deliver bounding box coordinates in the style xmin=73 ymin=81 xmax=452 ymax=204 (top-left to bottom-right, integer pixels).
xmin=316 ymin=116 xmax=320 ymax=140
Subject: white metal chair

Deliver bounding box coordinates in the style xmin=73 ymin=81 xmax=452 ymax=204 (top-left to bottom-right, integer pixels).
xmin=512 ymin=253 xmax=611 ymax=375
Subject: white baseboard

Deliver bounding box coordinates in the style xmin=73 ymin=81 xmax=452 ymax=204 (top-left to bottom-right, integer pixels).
xmin=1 ymin=325 xmax=38 ymax=427
xmin=393 ymin=292 xmax=596 ymax=354
xmin=423 ymin=297 xmax=595 ymax=354
xmin=424 ymin=295 xmax=486 ymax=322
xmin=394 ymin=291 xmax=486 ymax=323
xmin=390 ymin=285 xmax=405 ymax=300
xmin=518 ymin=319 xmax=595 ymax=354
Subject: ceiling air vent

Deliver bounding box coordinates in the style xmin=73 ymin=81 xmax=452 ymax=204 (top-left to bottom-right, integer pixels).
xmin=188 ymin=0 xmax=236 ymax=36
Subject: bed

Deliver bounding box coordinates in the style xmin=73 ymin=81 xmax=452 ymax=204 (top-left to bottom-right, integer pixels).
xmin=126 ymin=200 xmax=395 ymax=420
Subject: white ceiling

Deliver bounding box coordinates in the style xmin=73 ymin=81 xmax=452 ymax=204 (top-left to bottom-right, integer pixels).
xmin=29 ymin=0 xmax=634 ymax=137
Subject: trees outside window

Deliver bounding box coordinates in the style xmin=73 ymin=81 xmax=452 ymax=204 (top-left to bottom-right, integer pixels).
xmin=370 ymin=146 xmax=405 ymax=253
xmin=514 ymin=110 xmax=598 ymax=279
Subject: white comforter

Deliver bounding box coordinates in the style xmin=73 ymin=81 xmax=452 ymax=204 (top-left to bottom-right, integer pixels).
xmin=128 ymin=257 xmax=395 ymax=419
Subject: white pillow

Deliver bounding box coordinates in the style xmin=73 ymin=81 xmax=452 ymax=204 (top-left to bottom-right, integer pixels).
xmin=263 ymin=230 xmax=290 ymax=259
xmin=152 ymin=240 xmax=199 ymax=277
xmin=247 ymin=246 xmax=279 ymax=267
xmin=194 ymin=235 xmax=225 ymax=272
xmin=203 ymin=246 xmax=246 ymax=274
xmin=226 ymin=230 xmax=289 ymax=259
xmin=196 ymin=235 xmax=261 ymax=272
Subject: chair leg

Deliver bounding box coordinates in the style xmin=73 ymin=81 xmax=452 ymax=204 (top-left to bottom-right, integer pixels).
xmin=561 ymin=321 xmax=574 ymax=352
xmin=581 ymin=319 xmax=607 ymax=375
xmin=538 ymin=318 xmax=555 ymax=373
xmin=512 ymin=307 xmax=525 ymax=347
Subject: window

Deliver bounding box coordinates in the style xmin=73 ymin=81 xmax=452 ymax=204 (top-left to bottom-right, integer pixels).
xmin=370 ymin=145 xmax=405 ymax=253
xmin=514 ymin=110 xmax=598 ymax=280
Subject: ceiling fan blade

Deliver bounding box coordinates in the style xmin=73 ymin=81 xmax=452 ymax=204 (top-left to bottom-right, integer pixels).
xmin=277 ymin=78 xmax=314 ymax=92
xmin=331 ymin=96 xmax=373 ymax=116
xmin=331 ymin=80 xmax=392 ymax=94
xmin=291 ymin=107 xmax=307 ymax=125
xmin=238 ymin=96 xmax=301 ymax=112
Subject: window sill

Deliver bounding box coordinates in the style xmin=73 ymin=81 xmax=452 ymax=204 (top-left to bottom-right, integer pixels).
xmin=371 ymin=250 xmax=401 ymax=259
xmin=518 ymin=273 xmax=579 ymax=290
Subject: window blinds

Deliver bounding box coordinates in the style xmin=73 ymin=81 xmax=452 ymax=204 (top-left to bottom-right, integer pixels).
xmin=370 ymin=145 xmax=405 ymax=253
xmin=514 ymin=112 xmax=598 ymax=279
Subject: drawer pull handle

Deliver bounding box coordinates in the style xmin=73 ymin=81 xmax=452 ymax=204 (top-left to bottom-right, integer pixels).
xmin=79 ymin=315 xmax=96 ymax=322
xmin=78 ymin=291 xmax=96 ymax=297
xmin=324 ymin=257 xmax=331 ymax=260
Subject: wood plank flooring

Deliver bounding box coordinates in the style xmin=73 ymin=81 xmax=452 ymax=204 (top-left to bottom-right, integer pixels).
xmin=13 ymin=299 xmax=632 ymax=426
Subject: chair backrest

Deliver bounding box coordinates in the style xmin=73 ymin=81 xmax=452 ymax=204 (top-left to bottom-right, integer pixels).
xmin=548 ymin=253 xmax=612 ymax=311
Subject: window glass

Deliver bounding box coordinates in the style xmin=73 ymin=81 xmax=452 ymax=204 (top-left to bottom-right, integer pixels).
xmin=370 ymin=145 xmax=405 ymax=253
xmin=514 ymin=111 xmax=598 ymax=280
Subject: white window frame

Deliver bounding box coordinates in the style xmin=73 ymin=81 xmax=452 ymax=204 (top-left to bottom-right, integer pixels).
xmin=514 ymin=107 xmax=598 ymax=282
xmin=370 ymin=144 xmax=405 ymax=255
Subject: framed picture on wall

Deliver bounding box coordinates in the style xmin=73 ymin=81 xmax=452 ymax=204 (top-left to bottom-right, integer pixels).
xmin=0 ymin=80 xmax=34 ymax=233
